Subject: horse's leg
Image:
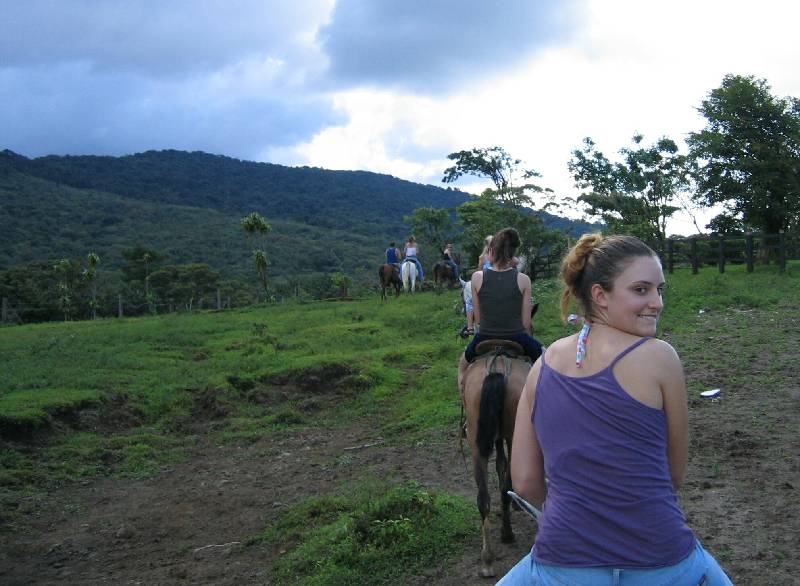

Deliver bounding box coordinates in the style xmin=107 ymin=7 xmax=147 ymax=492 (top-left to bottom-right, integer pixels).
xmin=495 ymin=437 xmax=514 ymax=543
xmin=472 ymin=450 xmax=495 ymax=578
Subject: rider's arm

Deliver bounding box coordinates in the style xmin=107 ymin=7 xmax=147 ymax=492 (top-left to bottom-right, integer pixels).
xmin=657 ymin=342 xmax=689 ymax=490
xmin=511 ymin=361 xmax=546 ymax=507
xmin=471 ymin=272 xmax=483 ymax=325
xmin=519 ymin=273 xmax=532 ymax=331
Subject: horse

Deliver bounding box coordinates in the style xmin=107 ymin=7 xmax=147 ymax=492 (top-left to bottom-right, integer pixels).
xmin=400 ymin=259 xmax=418 ymax=293
xmin=462 ymin=340 xmax=532 ymax=578
xmin=378 ymin=263 xmax=401 ymax=300
xmin=433 ymin=255 xmax=460 ymax=290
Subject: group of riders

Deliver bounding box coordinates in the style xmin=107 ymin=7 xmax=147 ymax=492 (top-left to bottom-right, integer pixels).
xmin=384 ymin=235 xmax=461 ymax=287
xmin=384 ymin=226 xmax=734 ymax=584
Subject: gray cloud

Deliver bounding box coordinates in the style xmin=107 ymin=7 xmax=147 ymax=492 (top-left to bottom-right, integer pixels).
xmin=0 ymin=63 xmax=343 ymax=159
xmin=0 ymin=0 xmax=583 ymax=161
xmin=0 ymin=0 xmax=330 ymax=78
xmin=0 ymin=1 xmax=341 ymax=158
xmin=319 ymin=0 xmax=581 ymax=92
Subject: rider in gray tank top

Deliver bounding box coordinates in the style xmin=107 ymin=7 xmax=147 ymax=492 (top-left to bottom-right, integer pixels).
xmin=478 ymin=269 xmax=523 ymax=336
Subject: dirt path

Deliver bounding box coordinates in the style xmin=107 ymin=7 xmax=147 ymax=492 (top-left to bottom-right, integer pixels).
xmin=0 ymin=422 xmax=533 ymax=585
xmin=1 ymin=309 xmax=798 ymax=585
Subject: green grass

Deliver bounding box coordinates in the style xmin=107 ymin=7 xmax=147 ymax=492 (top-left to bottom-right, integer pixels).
xmin=1 ymin=260 xmax=798 ymax=578
xmin=256 ymin=480 xmax=476 ymax=586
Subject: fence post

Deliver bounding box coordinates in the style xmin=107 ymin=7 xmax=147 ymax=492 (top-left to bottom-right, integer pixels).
xmin=667 ymin=239 xmax=674 ymax=274
xmin=118 ymin=294 xmax=124 ymax=318
xmin=779 ymin=230 xmax=786 ymax=274
xmin=1 ymin=297 xmax=7 ymax=323
xmin=745 ymin=232 xmax=754 ymax=273
xmin=216 ymin=288 xmax=222 ymax=310
xmin=691 ymin=238 xmax=699 ymax=275
xmin=718 ymin=235 xmax=725 ymax=274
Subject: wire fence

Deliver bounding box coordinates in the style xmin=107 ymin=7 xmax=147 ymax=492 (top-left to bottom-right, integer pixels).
xmin=3 ymin=233 xmax=797 ymax=326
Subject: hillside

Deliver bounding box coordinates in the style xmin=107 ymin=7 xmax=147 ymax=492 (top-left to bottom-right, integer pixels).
xmin=0 ymin=149 xmax=598 ymax=278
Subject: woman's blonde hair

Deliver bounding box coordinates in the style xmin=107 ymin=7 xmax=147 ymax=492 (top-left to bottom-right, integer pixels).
xmin=560 ymin=234 xmax=658 ymax=321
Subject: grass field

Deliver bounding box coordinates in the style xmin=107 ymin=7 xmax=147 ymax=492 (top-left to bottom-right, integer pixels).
xmin=1 ymin=261 xmax=798 ymax=584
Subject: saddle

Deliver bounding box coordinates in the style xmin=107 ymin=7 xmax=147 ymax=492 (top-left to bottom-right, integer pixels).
xmin=474 ymin=339 xmax=524 ymax=359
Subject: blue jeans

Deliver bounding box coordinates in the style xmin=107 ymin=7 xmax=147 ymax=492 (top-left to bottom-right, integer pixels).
xmin=496 ymin=540 xmax=733 ymax=586
xmin=445 ymin=259 xmax=460 ymax=280
xmin=465 ymin=331 xmax=543 ymax=364
xmin=404 ymin=257 xmax=423 ymax=281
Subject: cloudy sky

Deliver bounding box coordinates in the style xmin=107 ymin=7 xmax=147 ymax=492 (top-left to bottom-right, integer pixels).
xmin=3 ymin=0 xmax=799 ymax=235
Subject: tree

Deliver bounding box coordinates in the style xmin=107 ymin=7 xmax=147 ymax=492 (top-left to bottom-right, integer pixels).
xmin=442 ymin=146 xmax=552 ymax=207
xmin=0 ymin=261 xmax=61 ymax=322
xmin=403 ymin=207 xmax=456 ymax=251
xmin=54 ymin=258 xmax=82 ymax=321
xmin=83 ymin=252 xmax=100 ymax=319
xmin=149 ymin=264 xmax=220 ymax=311
xmin=241 ymin=212 xmax=272 ymax=298
xmin=568 ymin=135 xmax=688 ymax=254
xmin=442 ymin=147 xmax=560 ymax=268
xmin=455 ymin=194 xmax=558 ymax=268
xmin=687 ymin=74 xmax=800 ymax=235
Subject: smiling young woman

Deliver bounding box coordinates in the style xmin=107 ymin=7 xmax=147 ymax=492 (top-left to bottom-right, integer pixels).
xmin=498 ymin=234 xmax=733 ymax=586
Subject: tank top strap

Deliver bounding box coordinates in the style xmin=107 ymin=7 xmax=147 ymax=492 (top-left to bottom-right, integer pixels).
xmin=608 ymin=337 xmax=652 ymax=369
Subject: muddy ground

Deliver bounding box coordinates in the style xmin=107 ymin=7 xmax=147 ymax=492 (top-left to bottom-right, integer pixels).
xmin=1 ymin=310 xmax=798 ymax=585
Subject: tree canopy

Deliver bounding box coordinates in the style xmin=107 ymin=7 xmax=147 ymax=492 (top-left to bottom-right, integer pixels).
xmin=568 ymin=135 xmax=688 ymax=254
xmin=687 ymin=74 xmax=800 ymax=234
xmin=442 ymin=146 xmax=552 ymax=208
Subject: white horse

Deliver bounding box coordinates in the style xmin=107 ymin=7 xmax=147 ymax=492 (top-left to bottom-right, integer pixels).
xmin=401 ymin=260 xmax=418 ymax=293
xmin=459 ymin=276 xmax=472 ymax=313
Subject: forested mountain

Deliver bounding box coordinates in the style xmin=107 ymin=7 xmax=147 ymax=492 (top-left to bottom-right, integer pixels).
xmin=0 ymin=149 xmax=597 ymax=279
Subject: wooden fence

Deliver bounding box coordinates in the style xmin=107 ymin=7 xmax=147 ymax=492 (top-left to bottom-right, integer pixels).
xmin=665 ymin=231 xmax=797 ymax=274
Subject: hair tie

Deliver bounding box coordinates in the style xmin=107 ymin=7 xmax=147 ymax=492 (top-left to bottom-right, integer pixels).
xmin=568 ymin=314 xmax=590 ymax=367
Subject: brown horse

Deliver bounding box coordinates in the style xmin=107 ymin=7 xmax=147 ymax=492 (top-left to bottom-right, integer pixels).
xmin=433 ymin=254 xmax=461 ymax=289
xmin=462 ymin=340 xmax=531 ymax=578
xmin=378 ymin=263 xmax=401 ymax=300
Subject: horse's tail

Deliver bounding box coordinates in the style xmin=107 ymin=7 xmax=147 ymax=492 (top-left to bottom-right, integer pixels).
xmin=476 ymin=372 xmax=506 ymax=459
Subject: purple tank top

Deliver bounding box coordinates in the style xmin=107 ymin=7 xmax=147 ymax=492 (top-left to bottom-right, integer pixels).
xmin=531 ymin=337 xmax=695 ymax=568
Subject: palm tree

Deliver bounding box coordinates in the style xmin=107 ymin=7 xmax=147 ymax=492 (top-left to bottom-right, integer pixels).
xmin=241 ymin=212 xmax=272 ymax=299
xmin=83 ymin=252 xmax=100 ymax=319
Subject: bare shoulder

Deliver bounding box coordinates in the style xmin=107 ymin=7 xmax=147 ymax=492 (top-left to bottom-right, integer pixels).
xmin=640 ymin=338 xmax=682 ymax=365
xmin=636 ymin=338 xmax=685 ymax=385
xmin=471 ymin=271 xmax=483 ymax=286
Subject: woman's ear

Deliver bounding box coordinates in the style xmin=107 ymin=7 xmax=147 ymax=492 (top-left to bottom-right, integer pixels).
xmin=590 ymin=283 xmax=609 ymax=309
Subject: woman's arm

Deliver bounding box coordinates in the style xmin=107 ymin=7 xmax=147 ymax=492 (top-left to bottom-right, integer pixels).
xmin=519 ymin=273 xmax=532 ymax=331
xmin=511 ymin=362 xmax=546 ymax=506
xmin=658 ymin=342 xmax=689 ymax=490
xmin=471 ymin=272 xmax=483 ymax=325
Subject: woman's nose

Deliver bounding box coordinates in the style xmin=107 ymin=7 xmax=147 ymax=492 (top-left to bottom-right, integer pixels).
xmin=650 ymin=291 xmax=664 ymax=309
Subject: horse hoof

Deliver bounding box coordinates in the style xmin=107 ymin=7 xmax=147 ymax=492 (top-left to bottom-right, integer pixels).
xmin=501 ymin=532 xmax=515 ymax=544
xmin=479 ymin=567 xmax=496 ymax=579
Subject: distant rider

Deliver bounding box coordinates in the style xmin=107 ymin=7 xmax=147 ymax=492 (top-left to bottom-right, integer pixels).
xmin=385 ymin=241 xmax=401 ymax=278
xmin=403 ymin=236 xmax=424 ymax=282
xmin=442 ymin=243 xmax=460 ymax=281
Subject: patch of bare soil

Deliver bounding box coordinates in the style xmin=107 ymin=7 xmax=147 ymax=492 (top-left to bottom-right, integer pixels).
xmin=1 ymin=311 xmax=798 ymax=585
